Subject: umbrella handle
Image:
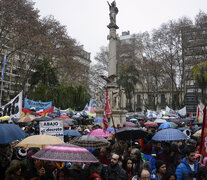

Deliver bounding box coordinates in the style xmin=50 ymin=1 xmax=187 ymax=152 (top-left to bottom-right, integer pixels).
xmin=55 ymin=162 xmax=65 ymax=170
xmin=41 ymin=160 xmax=44 ymax=168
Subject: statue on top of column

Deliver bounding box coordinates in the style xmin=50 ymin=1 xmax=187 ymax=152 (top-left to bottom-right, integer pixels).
xmin=107 ymin=1 xmax=118 ymax=26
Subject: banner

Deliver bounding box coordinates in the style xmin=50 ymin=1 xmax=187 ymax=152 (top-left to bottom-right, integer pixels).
xmin=177 ymin=106 xmax=186 ymax=117
xmin=39 ymin=120 xmax=63 ymax=141
xmin=166 ymin=106 xmax=175 ymax=115
xmin=22 ymin=106 xmax=54 ymax=116
xmin=198 ymin=102 xmax=205 ymax=123
xmin=199 ymin=106 xmax=207 ymax=157
xmin=103 ymin=89 xmax=112 ymax=131
xmin=24 ymin=98 xmax=52 ymax=111
xmin=0 ymin=91 xmax=22 ymax=118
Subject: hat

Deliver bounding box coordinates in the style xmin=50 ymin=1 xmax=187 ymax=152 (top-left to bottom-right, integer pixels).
xmin=89 ymin=173 xmax=103 ymax=180
xmin=155 ymin=160 xmax=165 ymax=170
xmin=16 ymin=148 xmax=27 ymax=160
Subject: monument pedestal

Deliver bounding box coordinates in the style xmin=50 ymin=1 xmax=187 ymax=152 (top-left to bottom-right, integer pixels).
xmin=96 ymin=108 xmax=127 ymax=127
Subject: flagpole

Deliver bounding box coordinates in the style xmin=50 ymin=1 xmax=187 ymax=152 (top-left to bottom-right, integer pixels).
xmin=0 ymin=78 xmax=3 ymax=107
xmin=110 ymin=114 xmax=123 ymax=155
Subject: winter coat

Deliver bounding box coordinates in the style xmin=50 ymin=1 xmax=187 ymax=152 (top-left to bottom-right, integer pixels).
xmin=175 ymin=157 xmax=199 ymax=180
xmin=101 ymin=164 xmax=128 ymax=180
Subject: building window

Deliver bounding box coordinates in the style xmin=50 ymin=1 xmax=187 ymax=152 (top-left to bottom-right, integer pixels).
xmin=137 ymin=95 xmax=141 ymax=105
xmin=148 ymin=94 xmax=153 ymax=105
xmin=161 ymin=94 xmax=165 ymax=105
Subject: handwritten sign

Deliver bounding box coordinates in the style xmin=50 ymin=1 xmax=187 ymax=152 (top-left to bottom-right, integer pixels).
xmin=39 ymin=120 xmax=63 ymax=141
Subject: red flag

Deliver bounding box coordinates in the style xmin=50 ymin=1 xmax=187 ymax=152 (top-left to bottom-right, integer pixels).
xmin=103 ymin=88 xmax=112 ymax=132
xmin=199 ymin=106 xmax=207 ymax=156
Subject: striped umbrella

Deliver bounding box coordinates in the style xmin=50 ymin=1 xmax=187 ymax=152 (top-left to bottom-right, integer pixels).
xmin=70 ymin=135 xmax=110 ymax=149
xmin=32 ymin=143 xmax=98 ymax=163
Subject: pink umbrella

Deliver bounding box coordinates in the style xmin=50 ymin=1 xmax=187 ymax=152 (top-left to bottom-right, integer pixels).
xmin=87 ymin=129 xmax=113 ymax=138
xmin=32 ymin=143 xmax=98 ymax=163
xmin=123 ymin=121 xmax=137 ymax=127
xmin=144 ymin=121 xmax=158 ymax=127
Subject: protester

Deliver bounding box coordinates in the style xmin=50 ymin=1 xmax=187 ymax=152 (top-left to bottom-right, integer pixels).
xmin=101 ymin=152 xmax=128 ymax=180
xmin=130 ymin=148 xmax=145 ymax=176
xmin=138 ymin=167 xmax=151 ymax=180
xmin=122 ymin=157 xmax=134 ymax=179
xmin=175 ymin=148 xmax=199 ymax=180
xmin=151 ymin=160 xmax=166 ymax=180
xmin=5 ymin=160 xmax=27 ymax=180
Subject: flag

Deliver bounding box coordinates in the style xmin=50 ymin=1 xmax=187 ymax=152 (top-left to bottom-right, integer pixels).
xmin=200 ymin=106 xmax=207 ymax=156
xmin=103 ymin=88 xmax=112 ymax=132
xmin=197 ymin=106 xmax=200 ymax=121
xmin=1 ymin=51 xmax=7 ymax=79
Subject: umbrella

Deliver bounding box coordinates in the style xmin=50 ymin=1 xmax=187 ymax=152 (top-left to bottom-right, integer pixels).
xmin=87 ymin=129 xmax=113 ymax=138
xmin=107 ymin=127 xmax=118 ymax=132
xmin=152 ymin=128 xmax=188 ymax=141
xmin=32 ymin=143 xmax=98 ymax=163
xmin=33 ymin=117 xmax=52 ymax=122
xmin=129 ymin=118 xmax=138 ymax=122
xmin=63 ymin=119 xmax=74 ymax=126
xmin=0 ymin=124 xmax=26 ymax=144
xmin=59 ymin=115 xmax=70 ymax=119
xmin=123 ymin=121 xmax=137 ymax=127
xmin=0 ymin=116 xmax=10 ymax=121
xmin=70 ymin=135 xmax=110 ymax=149
xmin=193 ymin=129 xmax=201 ymax=137
xmin=63 ymin=122 xmax=70 ymax=128
xmin=116 ymin=127 xmax=148 ymax=140
xmin=94 ymin=118 xmax=103 ymax=123
xmin=16 ymin=135 xmax=64 ymax=148
xmin=169 ymin=122 xmax=178 ymax=128
xmin=170 ymin=119 xmax=181 ymax=124
xmin=158 ymin=122 xmax=173 ymax=129
xmin=64 ymin=130 xmax=81 ymax=137
xmin=154 ymin=119 xmax=167 ymax=124
xmin=18 ymin=115 xmax=36 ymax=123
xmin=144 ymin=121 xmax=158 ymax=127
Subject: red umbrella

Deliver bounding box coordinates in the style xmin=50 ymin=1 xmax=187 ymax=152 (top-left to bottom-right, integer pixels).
xmin=59 ymin=115 xmax=70 ymax=119
xmin=87 ymin=129 xmax=113 ymax=138
xmin=32 ymin=143 xmax=98 ymax=163
xmin=144 ymin=121 xmax=158 ymax=127
xmin=123 ymin=121 xmax=137 ymax=127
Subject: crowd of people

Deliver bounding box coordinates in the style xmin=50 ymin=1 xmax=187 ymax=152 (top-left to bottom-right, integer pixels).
xmin=0 ymin=114 xmax=207 ymax=180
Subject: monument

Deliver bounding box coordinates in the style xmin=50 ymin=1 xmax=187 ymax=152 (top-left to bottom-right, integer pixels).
xmin=96 ymin=1 xmax=127 ymax=127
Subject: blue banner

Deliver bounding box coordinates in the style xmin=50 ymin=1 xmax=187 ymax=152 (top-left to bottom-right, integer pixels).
xmin=24 ymin=98 xmax=52 ymax=111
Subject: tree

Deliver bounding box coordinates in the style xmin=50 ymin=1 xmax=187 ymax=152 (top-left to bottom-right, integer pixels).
xmin=117 ymin=62 xmax=139 ymax=111
xmin=192 ymin=61 xmax=207 ymax=105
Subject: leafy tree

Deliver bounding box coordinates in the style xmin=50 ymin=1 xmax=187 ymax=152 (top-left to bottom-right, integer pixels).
xmin=192 ymin=61 xmax=207 ymax=105
xmin=117 ymin=62 xmax=139 ymax=111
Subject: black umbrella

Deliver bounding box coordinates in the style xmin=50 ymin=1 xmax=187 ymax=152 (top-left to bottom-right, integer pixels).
xmin=116 ymin=127 xmax=148 ymax=140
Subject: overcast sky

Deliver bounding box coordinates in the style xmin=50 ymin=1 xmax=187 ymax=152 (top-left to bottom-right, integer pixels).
xmin=32 ymin=0 xmax=207 ymax=63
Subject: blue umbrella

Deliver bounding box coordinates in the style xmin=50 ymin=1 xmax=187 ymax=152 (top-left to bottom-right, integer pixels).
xmin=0 ymin=124 xmax=26 ymax=144
xmin=152 ymin=128 xmax=188 ymax=141
xmin=64 ymin=130 xmax=81 ymax=137
xmin=94 ymin=118 xmax=103 ymax=123
xmin=106 ymin=127 xmax=118 ymax=132
xmin=158 ymin=122 xmax=172 ymax=129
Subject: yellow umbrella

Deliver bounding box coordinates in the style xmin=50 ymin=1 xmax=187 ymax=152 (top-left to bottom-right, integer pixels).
xmin=18 ymin=115 xmax=36 ymax=123
xmin=16 ymin=135 xmax=64 ymax=149
xmin=0 ymin=116 xmax=10 ymax=121
xmin=193 ymin=129 xmax=202 ymax=137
